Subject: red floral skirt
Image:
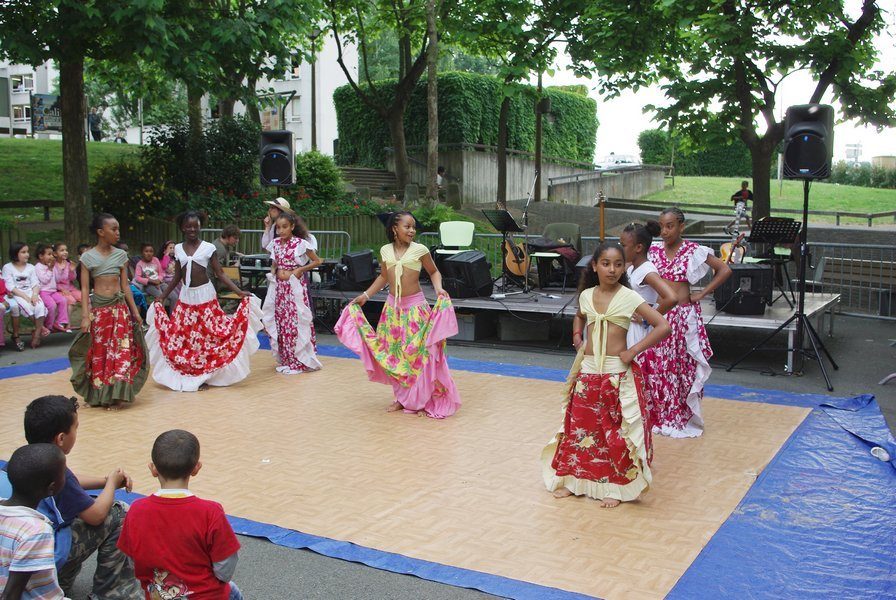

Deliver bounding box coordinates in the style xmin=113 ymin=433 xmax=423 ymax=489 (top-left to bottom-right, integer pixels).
xmin=69 ymin=294 xmax=148 ymax=406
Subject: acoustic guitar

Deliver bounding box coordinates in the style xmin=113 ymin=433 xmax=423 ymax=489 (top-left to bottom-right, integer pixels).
xmin=720 ymin=232 xmax=747 ymax=264
xmin=504 ymin=238 xmax=530 ymax=277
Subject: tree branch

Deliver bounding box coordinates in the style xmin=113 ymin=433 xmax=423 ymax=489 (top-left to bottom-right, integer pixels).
xmin=811 ymin=0 xmax=879 ymax=103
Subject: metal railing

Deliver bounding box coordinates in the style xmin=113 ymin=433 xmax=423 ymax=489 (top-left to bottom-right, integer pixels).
xmin=606 ymin=198 xmax=896 ymax=227
xmin=418 ymin=232 xmax=895 ymax=319
xmin=202 ymin=229 xmax=351 ymax=260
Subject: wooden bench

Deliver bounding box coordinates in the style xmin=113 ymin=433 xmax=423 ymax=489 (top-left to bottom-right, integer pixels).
xmin=807 ymin=257 xmax=896 ymax=316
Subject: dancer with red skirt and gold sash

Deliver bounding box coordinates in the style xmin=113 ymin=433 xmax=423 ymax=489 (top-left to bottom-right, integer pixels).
xmin=543 ymin=241 xmax=670 ymax=507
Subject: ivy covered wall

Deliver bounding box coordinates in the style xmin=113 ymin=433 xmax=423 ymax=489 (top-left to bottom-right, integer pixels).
xmin=334 ymin=72 xmax=598 ymax=168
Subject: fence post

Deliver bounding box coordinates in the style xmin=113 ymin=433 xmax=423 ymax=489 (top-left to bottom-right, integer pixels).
xmin=868 ymin=215 xmax=872 ymax=227
xmin=44 ymin=204 xmax=50 ymax=221
xmin=836 ymin=213 xmax=840 ymax=226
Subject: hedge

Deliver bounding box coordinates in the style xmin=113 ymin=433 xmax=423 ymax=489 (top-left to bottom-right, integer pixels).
xmin=638 ymin=128 xmax=753 ymax=177
xmin=334 ymin=71 xmax=598 ymax=168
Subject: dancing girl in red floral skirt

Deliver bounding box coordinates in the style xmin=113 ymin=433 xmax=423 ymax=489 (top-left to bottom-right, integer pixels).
xmin=147 ymin=211 xmax=264 ymax=392
xmin=69 ymin=213 xmax=149 ymax=408
xmin=542 ymin=241 xmax=670 ymax=507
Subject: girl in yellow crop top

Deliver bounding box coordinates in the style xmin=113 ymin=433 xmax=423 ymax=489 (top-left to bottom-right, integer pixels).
xmin=544 ymin=241 xmax=670 ymax=507
xmin=350 ymin=212 xmax=447 ymax=305
xmin=336 ymin=211 xmax=461 ymax=419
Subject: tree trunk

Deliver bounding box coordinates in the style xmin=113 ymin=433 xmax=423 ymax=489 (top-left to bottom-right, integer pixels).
xmin=387 ymin=112 xmax=411 ymax=195
xmin=496 ymin=95 xmax=510 ymax=209
xmin=245 ymin=76 xmax=260 ymax=124
xmin=59 ymin=58 xmax=91 ymax=248
xmin=748 ymin=140 xmax=774 ymax=220
xmin=218 ymin=99 xmax=236 ymax=118
xmin=424 ymin=0 xmax=439 ymax=204
xmin=187 ymin=84 xmax=203 ymax=145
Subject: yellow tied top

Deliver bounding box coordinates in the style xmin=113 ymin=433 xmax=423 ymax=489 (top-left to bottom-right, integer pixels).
xmin=578 ymin=285 xmax=645 ymax=373
xmin=380 ymin=241 xmax=429 ymax=300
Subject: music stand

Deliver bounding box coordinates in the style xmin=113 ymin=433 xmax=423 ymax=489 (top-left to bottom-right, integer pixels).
xmin=748 ymin=217 xmax=802 ymax=308
xmin=482 ymin=209 xmax=529 ymax=295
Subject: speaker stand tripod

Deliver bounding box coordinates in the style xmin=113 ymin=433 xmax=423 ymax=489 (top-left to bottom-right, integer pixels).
xmin=726 ymin=180 xmax=838 ymax=391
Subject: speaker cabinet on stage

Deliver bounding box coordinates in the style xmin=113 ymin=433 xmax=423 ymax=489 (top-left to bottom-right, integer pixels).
xmin=442 ymin=250 xmax=493 ymax=298
xmin=714 ymin=263 xmax=773 ymax=315
xmin=335 ymin=249 xmax=376 ymax=291
xmin=783 ymin=104 xmax=834 ymax=180
xmin=260 ymin=130 xmax=294 ymax=185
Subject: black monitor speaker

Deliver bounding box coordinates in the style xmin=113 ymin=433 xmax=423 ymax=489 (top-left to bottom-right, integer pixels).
xmin=783 ymin=104 xmax=834 ymax=180
xmin=442 ymin=250 xmax=493 ymax=298
xmin=260 ymin=130 xmax=294 ymax=185
xmin=335 ymin=250 xmax=376 ymax=291
xmin=714 ymin=263 xmax=774 ymax=315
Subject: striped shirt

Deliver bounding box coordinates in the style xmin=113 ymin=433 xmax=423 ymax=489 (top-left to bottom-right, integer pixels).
xmin=0 ymin=505 xmax=64 ymax=599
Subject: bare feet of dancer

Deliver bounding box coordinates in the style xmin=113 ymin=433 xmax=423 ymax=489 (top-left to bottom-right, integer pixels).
xmin=598 ymin=498 xmax=621 ymax=508
xmin=386 ymin=401 xmax=403 ymax=412
xmin=552 ymin=488 xmax=573 ymax=499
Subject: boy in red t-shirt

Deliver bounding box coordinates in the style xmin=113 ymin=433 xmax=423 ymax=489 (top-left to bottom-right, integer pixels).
xmin=118 ymin=430 xmax=242 ymax=600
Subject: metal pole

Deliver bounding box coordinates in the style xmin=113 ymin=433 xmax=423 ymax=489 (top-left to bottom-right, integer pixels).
xmin=138 ymin=97 xmax=144 ymax=145
xmin=793 ymin=179 xmax=810 ymax=373
xmin=310 ymin=31 xmax=319 ymax=151
xmin=534 ymin=72 xmax=542 ymax=202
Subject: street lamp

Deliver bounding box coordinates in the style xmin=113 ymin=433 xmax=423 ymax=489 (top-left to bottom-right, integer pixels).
xmin=310 ymin=27 xmax=321 ymax=151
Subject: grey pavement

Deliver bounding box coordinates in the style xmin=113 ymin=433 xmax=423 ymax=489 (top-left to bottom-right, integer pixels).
xmin=2 ymin=314 xmax=894 ymax=599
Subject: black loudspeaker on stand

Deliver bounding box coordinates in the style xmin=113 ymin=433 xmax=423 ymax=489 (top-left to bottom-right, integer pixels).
xmin=260 ymin=130 xmax=294 ymax=186
xmin=727 ymin=104 xmax=838 ymax=390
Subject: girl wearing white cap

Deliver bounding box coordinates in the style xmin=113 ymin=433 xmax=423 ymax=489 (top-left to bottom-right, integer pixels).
xmin=261 ymin=198 xmax=318 ymax=253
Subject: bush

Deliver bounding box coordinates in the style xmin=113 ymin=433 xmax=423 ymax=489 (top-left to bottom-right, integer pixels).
xmin=334 ymin=72 xmax=598 ymax=168
xmin=829 ymin=161 xmax=896 ymax=189
xmin=91 ymin=158 xmax=172 ymax=237
xmin=142 ymin=115 xmax=260 ymax=199
xmin=294 ymin=151 xmax=346 ymax=205
xmin=637 ymin=128 xmax=752 ymax=177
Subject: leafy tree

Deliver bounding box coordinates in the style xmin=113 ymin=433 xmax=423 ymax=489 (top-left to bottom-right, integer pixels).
xmin=326 ymin=0 xmax=449 ymax=190
xmin=84 ymin=59 xmax=186 ymax=130
xmin=568 ymin=0 xmax=896 ymax=218
xmin=451 ymin=0 xmax=579 ymax=207
xmin=0 ymin=0 xmax=168 ymax=246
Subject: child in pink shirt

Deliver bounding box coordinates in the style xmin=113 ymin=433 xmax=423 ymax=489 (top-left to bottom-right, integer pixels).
xmin=53 ymin=243 xmax=82 ymax=305
xmin=134 ymin=242 xmax=164 ymax=301
xmin=34 ymin=243 xmax=70 ymax=333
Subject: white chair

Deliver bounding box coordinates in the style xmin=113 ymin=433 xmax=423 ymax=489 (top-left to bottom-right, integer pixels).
xmin=435 ymin=221 xmax=475 ymax=256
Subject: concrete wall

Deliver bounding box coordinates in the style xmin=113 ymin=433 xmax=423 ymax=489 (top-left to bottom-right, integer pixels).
xmin=547 ymin=168 xmax=667 ymax=205
xmin=390 ymin=147 xmax=667 ymax=205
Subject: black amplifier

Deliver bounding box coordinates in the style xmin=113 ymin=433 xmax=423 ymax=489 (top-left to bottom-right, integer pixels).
xmin=714 ymin=263 xmax=773 ymax=315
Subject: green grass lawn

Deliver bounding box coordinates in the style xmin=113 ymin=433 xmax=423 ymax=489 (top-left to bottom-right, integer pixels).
xmin=644 ymin=176 xmax=896 ymax=225
xmin=0 ymin=137 xmax=137 ymax=221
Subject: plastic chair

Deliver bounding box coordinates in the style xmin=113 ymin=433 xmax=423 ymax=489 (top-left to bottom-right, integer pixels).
xmin=435 ymin=221 xmax=475 ymax=256
xmin=529 ymin=223 xmax=581 ymax=291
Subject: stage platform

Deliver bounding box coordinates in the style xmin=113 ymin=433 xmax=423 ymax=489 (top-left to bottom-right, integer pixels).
xmin=312 ymin=285 xmax=840 ymax=370
xmin=1 ymin=345 xmax=892 ymax=599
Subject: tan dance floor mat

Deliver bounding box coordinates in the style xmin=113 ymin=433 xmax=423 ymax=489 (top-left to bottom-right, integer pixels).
xmin=0 ymin=354 xmax=809 ymax=599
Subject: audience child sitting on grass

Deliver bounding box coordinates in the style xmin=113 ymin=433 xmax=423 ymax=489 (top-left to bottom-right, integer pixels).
xmin=0 ymin=443 xmax=68 ymax=600
xmin=23 ymin=394 xmax=142 ymax=599
xmin=118 ymin=430 xmax=244 ymax=600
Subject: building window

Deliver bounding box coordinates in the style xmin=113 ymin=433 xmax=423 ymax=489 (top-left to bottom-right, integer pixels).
xmin=12 ymin=105 xmax=31 ymax=122
xmin=286 ymin=98 xmax=302 ymax=123
xmin=11 ymin=74 xmax=34 ymax=92
xmin=287 ymin=56 xmax=302 ymax=80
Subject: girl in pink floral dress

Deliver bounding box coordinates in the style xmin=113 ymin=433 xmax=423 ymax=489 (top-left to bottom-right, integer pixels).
xmin=645 ymin=208 xmax=731 ymax=437
xmin=261 ymin=212 xmax=323 ymax=374
xmin=147 ymin=211 xmax=264 ymax=392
